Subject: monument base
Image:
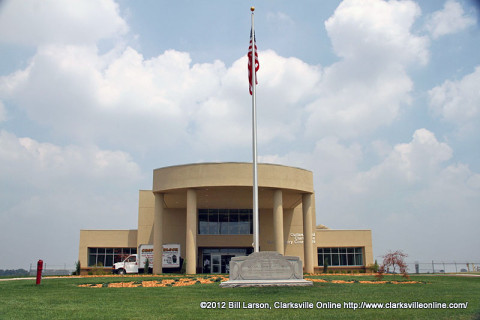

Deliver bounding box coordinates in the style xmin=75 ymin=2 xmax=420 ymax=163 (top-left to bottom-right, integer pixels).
xmin=219 ymin=251 xmax=313 ymax=288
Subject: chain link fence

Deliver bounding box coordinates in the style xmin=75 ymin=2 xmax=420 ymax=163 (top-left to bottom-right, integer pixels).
xmin=405 ymin=261 xmax=480 ymax=274
xmin=29 ymin=263 xmax=74 ymax=276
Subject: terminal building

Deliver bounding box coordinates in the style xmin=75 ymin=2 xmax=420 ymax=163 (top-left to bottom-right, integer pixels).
xmin=78 ymin=162 xmax=373 ymax=274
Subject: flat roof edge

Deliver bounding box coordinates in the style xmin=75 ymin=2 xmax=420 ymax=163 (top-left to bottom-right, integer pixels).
xmin=316 ymin=229 xmax=372 ymax=231
xmin=153 ymin=162 xmax=312 ymax=173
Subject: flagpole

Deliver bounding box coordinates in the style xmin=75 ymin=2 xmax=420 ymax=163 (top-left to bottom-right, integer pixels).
xmin=250 ymin=7 xmax=259 ymax=253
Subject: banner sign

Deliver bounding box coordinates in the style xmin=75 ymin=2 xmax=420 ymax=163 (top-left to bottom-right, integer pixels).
xmin=162 ymin=244 xmax=180 ymax=268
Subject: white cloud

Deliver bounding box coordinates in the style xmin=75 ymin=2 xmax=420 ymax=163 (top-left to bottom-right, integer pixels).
xmin=0 ymin=100 xmax=6 ymax=122
xmin=262 ymin=128 xmax=480 ymax=260
xmin=0 ymin=44 xmax=324 ymax=158
xmin=305 ymin=0 xmax=429 ymax=139
xmin=0 ymin=130 xmax=143 ymax=268
xmin=0 ymin=130 xmax=142 ymax=194
xmin=325 ymin=0 xmax=427 ymax=64
xmin=0 ymin=0 xmax=128 ymax=46
xmin=267 ymin=11 xmax=295 ymax=28
xmin=425 ymin=0 xmax=476 ymax=39
xmin=357 ymin=129 xmax=453 ymax=187
xmin=429 ymin=66 xmax=480 ymax=135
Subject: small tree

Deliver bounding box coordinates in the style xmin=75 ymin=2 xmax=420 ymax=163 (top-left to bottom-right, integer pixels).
xmin=75 ymin=260 xmax=81 ymax=276
xmin=323 ymin=258 xmax=329 ymax=274
xmin=144 ymin=258 xmax=150 ymax=274
xmin=367 ymin=259 xmax=379 ymax=273
xmin=377 ymin=250 xmax=409 ymax=280
xmin=180 ymin=259 xmax=187 ymax=274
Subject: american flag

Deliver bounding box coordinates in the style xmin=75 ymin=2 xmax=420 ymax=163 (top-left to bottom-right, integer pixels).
xmin=248 ymin=29 xmax=259 ymax=95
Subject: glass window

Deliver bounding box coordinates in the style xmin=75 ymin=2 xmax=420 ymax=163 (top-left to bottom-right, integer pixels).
xmin=219 ymin=212 xmax=229 ymax=234
xmin=208 ymin=210 xmax=219 ymax=234
xmin=318 ymin=254 xmax=324 ymax=266
xmin=88 ymin=247 xmax=136 ymax=267
xmin=105 ymin=255 xmax=113 ymax=267
xmin=332 ymin=253 xmax=339 ymax=266
xmin=97 ymin=254 xmax=105 ymax=266
xmin=199 ymin=212 xmax=208 ymax=234
xmin=355 ymin=254 xmax=363 ymax=265
xmin=88 ymin=254 xmax=96 ymax=266
xmin=347 ymin=254 xmax=354 ymax=266
xmin=317 ymin=247 xmax=364 ymax=266
xmin=229 ymin=211 xmax=239 ymax=235
xmin=239 ymin=212 xmax=250 ymax=234
xmin=198 ymin=209 xmax=253 ymax=235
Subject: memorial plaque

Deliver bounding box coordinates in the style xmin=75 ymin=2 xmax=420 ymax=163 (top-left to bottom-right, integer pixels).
xmin=220 ymin=251 xmax=312 ymax=287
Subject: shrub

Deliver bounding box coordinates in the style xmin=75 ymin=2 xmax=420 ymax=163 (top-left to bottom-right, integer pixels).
xmin=180 ymin=260 xmax=186 ymax=274
xmin=91 ymin=262 xmax=107 ymax=275
xmin=367 ymin=260 xmax=379 ymax=273
xmin=378 ymin=250 xmax=409 ymax=280
xmin=75 ymin=261 xmax=81 ymax=276
xmin=144 ymin=259 xmax=150 ymax=274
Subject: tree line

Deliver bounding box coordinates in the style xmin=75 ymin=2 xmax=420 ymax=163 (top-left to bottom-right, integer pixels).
xmin=0 ymin=269 xmax=29 ymax=277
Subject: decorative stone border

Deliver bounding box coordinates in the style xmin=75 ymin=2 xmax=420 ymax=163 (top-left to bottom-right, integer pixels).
xmin=78 ymin=276 xmax=422 ymax=288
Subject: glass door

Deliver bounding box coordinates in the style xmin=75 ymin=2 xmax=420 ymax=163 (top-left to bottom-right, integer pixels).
xmin=221 ymin=255 xmax=235 ymax=273
xmin=211 ymin=254 xmax=221 ymax=274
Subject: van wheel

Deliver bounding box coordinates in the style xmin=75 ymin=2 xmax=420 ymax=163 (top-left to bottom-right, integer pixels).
xmin=118 ymin=269 xmax=125 ymax=275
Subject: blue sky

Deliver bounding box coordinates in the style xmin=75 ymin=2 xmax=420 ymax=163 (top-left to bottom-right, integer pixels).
xmin=0 ymin=0 xmax=479 ymax=269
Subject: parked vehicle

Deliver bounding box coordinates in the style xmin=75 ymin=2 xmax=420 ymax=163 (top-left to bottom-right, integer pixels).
xmin=113 ymin=244 xmax=180 ymax=274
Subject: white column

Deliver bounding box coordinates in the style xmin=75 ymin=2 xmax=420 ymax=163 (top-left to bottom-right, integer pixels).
xmin=186 ymin=189 xmax=197 ymax=274
xmin=153 ymin=193 xmax=164 ymax=274
xmin=273 ymin=189 xmax=284 ymax=254
xmin=302 ymin=193 xmax=314 ymax=273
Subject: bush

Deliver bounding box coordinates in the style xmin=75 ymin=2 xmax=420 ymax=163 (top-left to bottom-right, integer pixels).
xmin=144 ymin=259 xmax=150 ymax=274
xmin=367 ymin=260 xmax=379 ymax=273
xmin=91 ymin=262 xmax=107 ymax=275
xmin=377 ymin=250 xmax=409 ymax=280
xmin=180 ymin=260 xmax=186 ymax=274
xmin=75 ymin=261 xmax=81 ymax=276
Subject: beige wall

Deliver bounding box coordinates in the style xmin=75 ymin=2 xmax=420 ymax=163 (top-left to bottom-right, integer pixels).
xmin=137 ymin=190 xmax=154 ymax=246
xmin=136 ymin=190 xmax=318 ymax=268
xmin=78 ymin=163 xmax=373 ymax=273
xmin=315 ymin=229 xmax=374 ymax=267
xmin=153 ymin=163 xmax=314 ymax=193
xmin=78 ymin=230 xmax=137 ymax=268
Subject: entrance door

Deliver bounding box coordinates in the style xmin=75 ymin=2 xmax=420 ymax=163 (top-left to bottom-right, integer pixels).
xmin=211 ymin=254 xmax=221 ymax=274
xmin=221 ymin=255 xmax=235 ymax=273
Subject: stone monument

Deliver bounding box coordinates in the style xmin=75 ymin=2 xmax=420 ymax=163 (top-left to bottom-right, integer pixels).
xmin=219 ymin=251 xmax=313 ymax=287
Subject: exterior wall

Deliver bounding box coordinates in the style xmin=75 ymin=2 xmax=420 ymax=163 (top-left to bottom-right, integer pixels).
xmin=153 ymin=162 xmax=314 ymax=193
xmin=315 ymin=229 xmax=373 ymax=272
xmin=77 ymin=163 xmax=372 ymax=274
xmin=78 ymin=230 xmax=137 ymax=270
xmin=136 ymin=191 xmax=317 ymax=269
xmin=137 ymin=190 xmax=154 ymax=246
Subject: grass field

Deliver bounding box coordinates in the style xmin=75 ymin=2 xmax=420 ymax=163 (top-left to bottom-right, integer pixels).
xmin=1 ymin=274 xmax=479 ymax=319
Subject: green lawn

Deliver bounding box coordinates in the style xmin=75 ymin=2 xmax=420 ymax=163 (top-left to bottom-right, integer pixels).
xmin=0 ymin=274 xmax=479 ymax=319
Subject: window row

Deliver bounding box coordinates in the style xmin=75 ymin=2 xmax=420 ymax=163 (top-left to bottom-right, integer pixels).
xmin=198 ymin=209 xmax=253 ymax=235
xmin=88 ymin=247 xmax=137 ymax=267
xmin=317 ymin=247 xmax=363 ymax=266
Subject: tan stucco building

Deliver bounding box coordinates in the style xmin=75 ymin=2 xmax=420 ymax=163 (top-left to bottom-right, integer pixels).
xmin=79 ymin=162 xmax=373 ymax=274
